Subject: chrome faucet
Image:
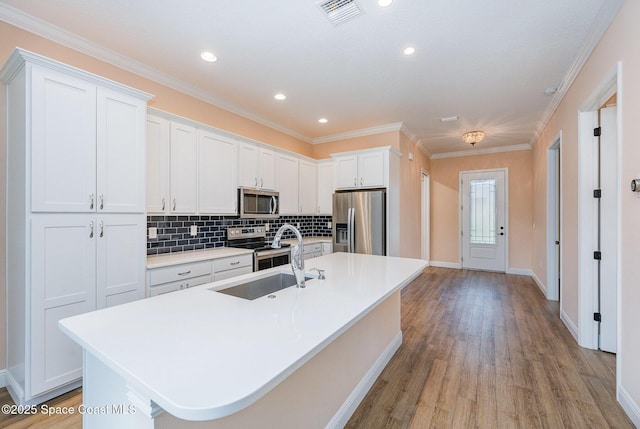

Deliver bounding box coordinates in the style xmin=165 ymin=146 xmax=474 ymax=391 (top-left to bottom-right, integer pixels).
xmin=272 ymin=224 xmax=305 ymax=288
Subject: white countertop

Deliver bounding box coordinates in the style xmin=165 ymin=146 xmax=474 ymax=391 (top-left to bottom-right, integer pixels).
xmin=147 ymin=247 xmax=254 ymax=269
xmin=60 ymin=253 xmax=426 ymax=421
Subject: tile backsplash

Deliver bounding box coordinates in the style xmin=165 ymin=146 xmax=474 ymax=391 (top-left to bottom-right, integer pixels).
xmin=147 ymin=215 xmax=333 ymax=255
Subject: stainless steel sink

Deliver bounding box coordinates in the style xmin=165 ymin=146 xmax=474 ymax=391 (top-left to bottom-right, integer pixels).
xmin=216 ymin=273 xmax=313 ymax=300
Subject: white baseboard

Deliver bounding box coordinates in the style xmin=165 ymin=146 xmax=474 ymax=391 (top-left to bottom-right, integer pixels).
xmin=326 ymin=331 xmax=402 ymax=429
xmin=530 ymin=271 xmax=548 ymax=297
xmin=506 ymin=267 xmax=533 ymax=276
xmin=0 ymin=369 xmax=6 ymax=388
xmin=430 ymin=260 xmax=461 ymax=269
xmin=618 ymin=384 xmax=640 ymax=428
xmin=560 ymin=308 xmax=579 ymax=342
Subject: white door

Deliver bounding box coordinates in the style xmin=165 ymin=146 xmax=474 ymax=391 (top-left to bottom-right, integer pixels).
xmin=299 ymin=160 xmax=317 ymax=215
xmin=599 ymin=106 xmax=618 ymax=353
xmin=169 ymin=121 xmax=197 ymax=213
xmin=30 ymin=66 xmax=96 ymax=213
xmin=96 ymin=87 xmax=146 ymax=213
xmin=198 ymin=131 xmax=238 ymax=214
xmin=276 ymin=153 xmax=299 ymax=214
xmin=461 ymin=170 xmax=507 ymax=272
xmin=146 ymin=115 xmax=169 ymax=213
xmin=30 ymin=215 xmax=96 ymax=395
xmin=96 ymin=214 xmax=146 ymax=309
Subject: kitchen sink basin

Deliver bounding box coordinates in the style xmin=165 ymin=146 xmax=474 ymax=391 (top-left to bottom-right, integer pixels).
xmin=216 ymin=272 xmax=313 ymax=300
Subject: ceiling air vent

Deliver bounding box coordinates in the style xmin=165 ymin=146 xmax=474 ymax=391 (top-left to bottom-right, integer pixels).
xmin=318 ymin=0 xmax=363 ymax=26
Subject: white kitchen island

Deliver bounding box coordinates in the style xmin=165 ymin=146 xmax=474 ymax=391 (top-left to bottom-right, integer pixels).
xmin=59 ymin=253 xmax=426 ymax=429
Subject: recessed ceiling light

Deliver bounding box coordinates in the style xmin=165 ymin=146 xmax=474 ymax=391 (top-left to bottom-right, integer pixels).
xmin=200 ymin=51 xmax=217 ymax=62
xmin=274 ymin=93 xmax=287 ymax=101
xmin=403 ymin=47 xmax=416 ymax=56
xmin=318 ymin=118 xmax=328 ymax=124
xmin=378 ymin=0 xmax=393 ymax=6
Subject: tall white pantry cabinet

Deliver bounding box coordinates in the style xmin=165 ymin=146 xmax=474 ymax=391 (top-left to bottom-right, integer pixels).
xmin=1 ymin=49 xmax=152 ymax=405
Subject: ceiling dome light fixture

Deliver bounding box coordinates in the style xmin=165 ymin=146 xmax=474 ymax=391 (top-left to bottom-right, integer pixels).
xmin=318 ymin=118 xmax=328 ymax=123
xmin=462 ymin=130 xmax=485 ymax=146
xmin=378 ymin=0 xmax=393 ymax=7
xmin=274 ymin=93 xmax=287 ymax=101
xmin=403 ymin=47 xmax=416 ymax=56
xmin=200 ymin=51 xmax=217 ymax=62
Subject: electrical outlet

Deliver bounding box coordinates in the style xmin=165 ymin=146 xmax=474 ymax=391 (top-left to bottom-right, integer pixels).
xmin=190 ymin=224 xmax=198 ymax=237
xmin=327 ymin=222 xmax=332 ymax=229
xmin=148 ymin=227 xmax=157 ymax=239
xmin=265 ymin=223 xmax=270 ymax=231
xmin=296 ymin=222 xmax=301 ymax=229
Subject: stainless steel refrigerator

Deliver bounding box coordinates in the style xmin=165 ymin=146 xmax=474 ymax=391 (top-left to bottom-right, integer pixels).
xmin=333 ymin=189 xmax=386 ymax=255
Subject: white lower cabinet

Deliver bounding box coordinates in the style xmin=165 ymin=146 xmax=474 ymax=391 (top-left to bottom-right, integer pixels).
xmin=30 ymin=214 xmax=145 ymax=396
xmin=303 ymin=243 xmax=323 ymax=260
xmin=147 ymin=260 xmax=213 ymax=297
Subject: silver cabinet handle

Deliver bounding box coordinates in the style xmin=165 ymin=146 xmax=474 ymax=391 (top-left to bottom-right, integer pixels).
xmin=360 ymin=177 xmax=363 ymax=186
xmin=230 ymin=261 xmax=240 ymax=266
xmin=354 ymin=178 xmax=357 ymax=186
xmin=99 ymin=193 xmax=104 ymax=210
xmin=89 ymin=221 xmax=94 ymax=238
xmin=300 ymin=205 xmax=303 ymax=213
xmin=178 ymin=270 xmax=191 ymax=276
xmin=99 ymin=221 xmax=104 ymax=238
xmin=261 ymin=178 xmax=264 ymax=188
xmin=89 ymin=193 xmax=94 ymax=210
xmin=162 ymin=197 xmax=166 ymax=211
xmin=254 ymin=177 xmax=258 ymax=187
xmin=172 ymin=198 xmax=177 ymax=211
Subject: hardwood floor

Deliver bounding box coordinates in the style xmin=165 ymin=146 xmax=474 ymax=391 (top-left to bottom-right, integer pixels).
xmin=0 ymin=267 xmax=633 ymax=428
xmin=347 ymin=267 xmax=634 ymax=428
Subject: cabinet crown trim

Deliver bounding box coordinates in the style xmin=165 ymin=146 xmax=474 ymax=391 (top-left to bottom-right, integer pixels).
xmin=330 ymin=146 xmax=401 ymax=158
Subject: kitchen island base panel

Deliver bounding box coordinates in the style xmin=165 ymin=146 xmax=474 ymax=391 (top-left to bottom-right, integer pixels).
xmin=82 ymin=291 xmax=401 ymax=429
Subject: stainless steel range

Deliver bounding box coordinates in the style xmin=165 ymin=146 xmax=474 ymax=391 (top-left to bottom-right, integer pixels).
xmin=227 ymin=226 xmax=291 ymax=271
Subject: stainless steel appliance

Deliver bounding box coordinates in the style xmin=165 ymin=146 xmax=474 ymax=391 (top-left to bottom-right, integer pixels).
xmin=238 ymin=188 xmax=279 ymax=219
xmin=227 ymin=226 xmax=290 ymax=271
xmin=333 ymin=189 xmax=386 ymax=255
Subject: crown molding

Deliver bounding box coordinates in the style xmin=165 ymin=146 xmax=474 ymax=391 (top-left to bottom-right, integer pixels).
xmin=399 ymin=124 xmax=432 ymax=159
xmin=529 ymin=0 xmax=624 ymax=148
xmin=0 ymin=3 xmax=312 ymax=144
xmin=431 ymin=143 xmax=531 ymax=160
xmin=312 ymin=122 xmax=404 ymax=144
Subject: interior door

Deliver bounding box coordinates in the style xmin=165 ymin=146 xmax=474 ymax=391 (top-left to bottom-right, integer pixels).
xmin=461 ymin=170 xmax=507 ymax=272
xmin=599 ymin=105 xmax=618 ymax=353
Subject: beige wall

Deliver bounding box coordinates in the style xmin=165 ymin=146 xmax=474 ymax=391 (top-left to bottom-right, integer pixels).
xmin=430 ymin=150 xmax=533 ymax=270
xmin=311 ymin=131 xmax=400 ymax=159
xmin=531 ymin=0 xmax=640 ymax=411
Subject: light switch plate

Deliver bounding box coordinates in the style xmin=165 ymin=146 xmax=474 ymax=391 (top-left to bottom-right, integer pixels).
xmin=190 ymin=224 xmax=198 ymax=236
xmin=327 ymin=222 xmax=332 ymax=229
xmin=148 ymin=227 xmax=157 ymax=239
xmin=265 ymin=223 xmax=270 ymax=231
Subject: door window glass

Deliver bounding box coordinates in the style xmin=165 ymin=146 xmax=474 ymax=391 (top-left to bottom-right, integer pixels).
xmin=469 ymin=179 xmax=496 ymax=244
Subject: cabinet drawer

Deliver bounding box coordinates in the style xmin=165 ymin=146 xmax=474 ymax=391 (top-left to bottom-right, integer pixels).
xmin=214 ymin=266 xmax=253 ymax=282
xmin=183 ymin=274 xmax=213 ymax=289
xmin=213 ymin=254 xmax=252 ymax=273
xmin=148 ymin=261 xmax=212 ymax=286
xmin=303 ymin=243 xmax=322 ymax=253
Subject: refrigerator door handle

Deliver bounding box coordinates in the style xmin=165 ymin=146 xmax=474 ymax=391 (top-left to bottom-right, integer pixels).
xmin=349 ymin=207 xmax=355 ymax=253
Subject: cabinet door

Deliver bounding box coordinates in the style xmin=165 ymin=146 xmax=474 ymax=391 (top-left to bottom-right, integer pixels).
xmin=238 ymin=143 xmax=259 ymax=188
xmin=358 ymin=151 xmax=385 ymax=188
xmin=299 ymin=160 xmax=317 ymax=215
xmin=169 ymin=122 xmax=197 ymax=213
xmin=30 ymin=215 xmax=97 ymax=395
xmin=276 ymin=154 xmax=299 ymax=215
xmin=321 ymin=242 xmax=333 ymax=255
xmin=334 ymin=156 xmax=358 ymax=189
xmin=96 ymin=87 xmax=146 ymax=213
xmin=146 ymin=115 xmax=169 ymax=213
xmin=96 ymin=214 xmax=146 ymax=309
xmin=259 ymin=148 xmax=276 ymax=190
xmin=317 ymin=161 xmax=334 ymax=215
xmin=198 ymin=131 xmax=238 ymax=214
xmin=30 ymin=67 xmax=96 ymax=212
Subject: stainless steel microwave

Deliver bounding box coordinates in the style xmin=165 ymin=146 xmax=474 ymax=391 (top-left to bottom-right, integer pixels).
xmin=238 ymin=188 xmax=279 ymax=219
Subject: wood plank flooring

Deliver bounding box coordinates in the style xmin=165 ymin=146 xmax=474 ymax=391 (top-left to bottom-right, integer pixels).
xmin=0 ymin=267 xmax=634 ymax=428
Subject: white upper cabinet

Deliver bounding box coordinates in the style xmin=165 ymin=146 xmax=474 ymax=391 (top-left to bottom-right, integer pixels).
xmin=316 ymin=160 xmax=334 ymax=215
xmin=146 ymin=115 xmax=169 ymax=213
xmin=299 ymin=160 xmax=317 ymax=215
xmin=198 ymin=130 xmax=238 ymax=214
xmin=30 ymin=66 xmax=146 ymax=213
xmin=239 ymin=143 xmax=276 ymax=190
xmin=276 ymin=153 xmax=299 ymax=215
xmin=169 ymin=121 xmax=198 ymax=214
xmin=334 ymin=150 xmax=386 ymax=190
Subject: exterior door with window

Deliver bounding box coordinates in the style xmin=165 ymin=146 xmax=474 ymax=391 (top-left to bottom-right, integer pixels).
xmin=461 ymin=170 xmax=507 ymax=272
